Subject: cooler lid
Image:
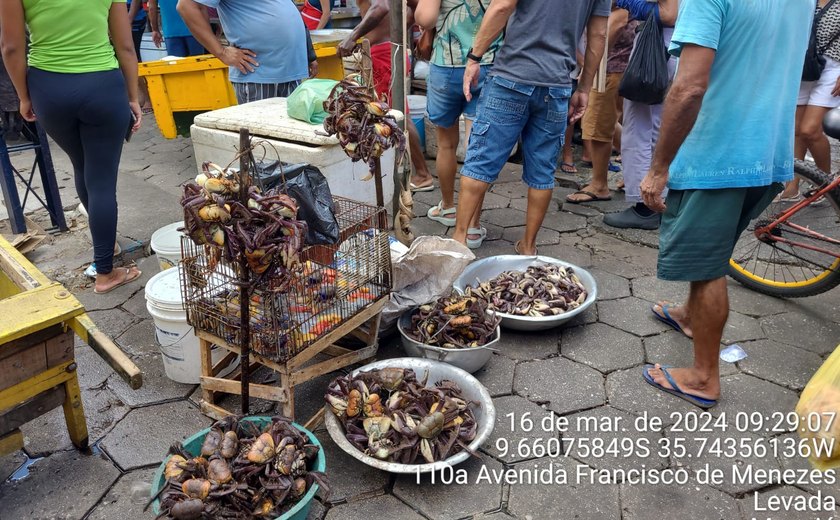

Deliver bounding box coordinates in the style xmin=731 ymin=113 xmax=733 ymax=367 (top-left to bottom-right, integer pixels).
xmin=193 ymin=98 xmax=338 ymax=146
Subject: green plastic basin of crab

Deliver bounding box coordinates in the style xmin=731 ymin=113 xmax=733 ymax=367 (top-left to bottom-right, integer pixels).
xmin=149 ymin=416 xmax=325 ymax=520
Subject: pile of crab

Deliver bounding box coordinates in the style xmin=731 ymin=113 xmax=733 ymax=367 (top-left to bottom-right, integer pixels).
xmin=321 ymin=74 xmax=405 ymax=173
xmin=181 ymin=162 xmax=307 ymax=276
xmin=406 ymin=291 xmax=500 ymax=349
xmin=325 ymin=367 xmax=478 ymax=464
xmin=154 ymin=416 xmax=328 ymax=520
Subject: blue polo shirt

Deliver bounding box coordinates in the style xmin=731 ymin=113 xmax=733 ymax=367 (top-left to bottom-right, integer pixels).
xmin=194 ymin=0 xmax=308 ymax=85
xmin=159 ymin=0 xmax=191 ymax=38
xmin=667 ymin=0 xmax=814 ymax=190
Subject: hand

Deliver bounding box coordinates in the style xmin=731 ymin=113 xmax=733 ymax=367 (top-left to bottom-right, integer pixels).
xmin=338 ymin=36 xmax=357 ymax=57
xmin=220 ymin=46 xmax=258 ymax=74
xmin=19 ymin=98 xmax=35 ymax=122
xmin=568 ymin=90 xmax=588 ymax=123
xmin=833 ymin=75 xmax=840 ymax=97
xmin=129 ymin=101 xmax=143 ymax=133
xmin=463 ymin=60 xmax=480 ymax=101
xmin=152 ymin=30 xmax=164 ymax=48
xmin=309 ymin=60 xmax=319 ymax=78
xmin=640 ymin=169 xmax=669 ymax=213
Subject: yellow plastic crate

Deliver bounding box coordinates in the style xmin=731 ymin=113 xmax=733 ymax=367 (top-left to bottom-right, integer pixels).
xmin=139 ymin=55 xmax=237 ymax=139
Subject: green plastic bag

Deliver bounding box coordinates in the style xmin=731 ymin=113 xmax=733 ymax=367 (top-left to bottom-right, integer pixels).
xmin=286 ymin=79 xmax=338 ymax=124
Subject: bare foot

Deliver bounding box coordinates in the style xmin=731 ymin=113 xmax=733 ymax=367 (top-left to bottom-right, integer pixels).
xmin=646 ymin=364 xmax=720 ymax=401
xmin=653 ymin=301 xmax=693 ymax=338
xmin=566 ymin=184 xmax=610 ymax=203
xmin=95 ymin=266 xmax=141 ymax=294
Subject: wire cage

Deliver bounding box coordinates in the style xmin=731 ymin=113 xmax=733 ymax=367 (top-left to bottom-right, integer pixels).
xmin=180 ymin=196 xmax=392 ymax=363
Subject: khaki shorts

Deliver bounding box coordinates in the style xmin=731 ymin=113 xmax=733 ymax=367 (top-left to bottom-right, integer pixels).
xmin=582 ymin=73 xmax=623 ymax=143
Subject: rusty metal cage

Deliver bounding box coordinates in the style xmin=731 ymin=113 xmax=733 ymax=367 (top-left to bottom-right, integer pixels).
xmin=180 ymin=196 xmax=391 ymax=362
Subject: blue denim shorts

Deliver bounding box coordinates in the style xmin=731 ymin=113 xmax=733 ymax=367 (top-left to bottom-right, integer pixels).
xmin=426 ymin=64 xmax=490 ymax=128
xmin=461 ymin=75 xmax=572 ymax=190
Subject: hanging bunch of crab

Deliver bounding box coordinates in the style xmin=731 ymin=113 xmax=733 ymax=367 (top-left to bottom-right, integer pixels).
xmin=154 ymin=416 xmax=328 ymax=520
xmin=321 ymin=74 xmax=406 ymax=174
xmin=181 ymin=161 xmax=307 ymax=277
xmin=325 ymin=367 xmax=479 ymax=464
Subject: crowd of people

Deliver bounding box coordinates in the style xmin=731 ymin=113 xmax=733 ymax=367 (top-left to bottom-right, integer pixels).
xmin=0 ymin=0 xmax=830 ymax=409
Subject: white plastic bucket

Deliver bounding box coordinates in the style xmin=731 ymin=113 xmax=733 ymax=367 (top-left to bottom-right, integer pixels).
xmin=407 ymin=95 xmax=427 ymax=149
xmin=145 ymin=268 xmax=238 ymax=384
xmin=151 ymin=221 xmax=185 ymax=271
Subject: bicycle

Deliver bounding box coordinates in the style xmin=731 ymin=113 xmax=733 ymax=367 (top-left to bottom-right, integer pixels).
xmin=728 ymin=157 xmax=840 ymax=297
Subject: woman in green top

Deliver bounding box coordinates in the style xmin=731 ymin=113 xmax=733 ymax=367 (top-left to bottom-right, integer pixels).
xmin=0 ymin=0 xmax=144 ymax=294
xmin=414 ymin=0 xmax=501 ymax=249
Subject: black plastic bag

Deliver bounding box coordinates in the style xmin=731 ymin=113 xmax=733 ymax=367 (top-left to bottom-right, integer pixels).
xmin=256 ymin=160 xmax=340 ymax=245
xmin=618 ymin=9 xmax=670 ymax=105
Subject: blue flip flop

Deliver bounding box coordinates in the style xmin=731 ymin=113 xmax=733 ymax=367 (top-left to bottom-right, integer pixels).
xmin=651 ymin=303 xmax=692 ymax=338
xmin=642 ymin=364 xmax=718 ymax=409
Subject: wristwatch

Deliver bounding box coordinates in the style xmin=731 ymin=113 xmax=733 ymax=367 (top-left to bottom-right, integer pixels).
xmin=466 ymin=48 xmax=483 ymax=63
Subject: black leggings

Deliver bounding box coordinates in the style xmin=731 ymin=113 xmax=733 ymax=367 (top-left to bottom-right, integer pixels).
xmin=28 ymin=67 xmax=130 ymax=274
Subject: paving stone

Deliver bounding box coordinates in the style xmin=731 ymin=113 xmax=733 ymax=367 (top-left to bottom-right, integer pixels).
xmin=630 ymin=275 xmax=689 ymax=304
xmin=536 ymin=243 xmax=593 ymax=268
xmin=584 ymin=234 xmax=660 ymax=276
xmin=483 ymin=395 xmax=555 ymax=463
xmin=115 ymin=319 xmax=156 ymax=356
xmin=473 ymin=240 xmax=519 ymax=260
xmin=0 ymin=450 xmax=26 ymax=481
xmin=761 ymin=311 xmax=840 ymax=355
xmin=598 ymin=297 xmax=672 ymax=337
xmin=726 ymin=281 xmax=792 ymax=317
xmin=445 ymin=222 xmax=505 ymax=242
xmin=100 ymin=400 xmax=211 ymax=470
xmin=622 ymin=482 xmax=740 ymax=520
xmin=561 ymin=202 xmax=602 ymax=217
xmin=411 ymin=188 xmax=443 ymax=207
xmin=496 ymin=329 xmax=560 ymax=360
xmin=564 ymin=302 xmax=599 ymax=328
xmin=116 ymin=172 xmax=184 ymax=242
xmin=324 ymin=494 xmax=425 ymax=520
xmin=514 ymin=357 xmax=606 ymax=415
xmin=778 ymin=433 xmax=840 ymax=502
xmin=0 ymin=449 xmax=120 ymax=520
xmin=540 ymin=212 xmax=588 ymax=234
xmin=76 ymin=284 xmax=136 ymax=312
xmin=501 ymin=226 xmax=560 ymax=246
xmin=795 ymin=290 xmax=840 ymax=324
xmin=593 ymin=217 xmax=661 ymax=249
xmin=293 ymin=370 xmax=337 ymax=425
xmin=394 ymin=456 xmax=503 ymax=519
xmin=481 ymin=208 xmax=527 ymax=228
xmin=107 ymin=340 xmax=195 ymax=408
xmin=86 ymin=467 xmax=156 ymax=520
xmin=86 ymin=308 xmax=142 ymax=342
xmin=564 ymin=406 xmax=668 ymax=471
xmin=592 ymin=254 xmax=658 ymax=278
xmin=588 ymin=268 xmax=631 ymax=300
xmin=606 ymin=368 xmax=696 ymax=426
xmin=480 ymin=191 xmax=512 ymax=210
xmin=490 ymin=182 xmax=529 ymax=199
xmin=314 ymin=431 xmax=389 ymax=503
xmin=410 ymin=214 xmax=449 ymax=239
xmin=722 ymin=311 xmax=766 ymax=345
xmin=738 ymin=339 xmax=823 ymax=391
xmin=561 ymin=323 xmax=643 ymax=373
xmin=473 ymin=353 xmax=516 ymax=396
xmin=739 ymin=486 xmax=834 ymax=520
xmin=714 ymin=374 xmax=800 ymax=432
xmin=507 ymin=457 xmax=621 ymax=520
xmin=643 ymin=330 xmax=739 ymax=377
xmin=308 ymin=499 xmax=328 ymax=520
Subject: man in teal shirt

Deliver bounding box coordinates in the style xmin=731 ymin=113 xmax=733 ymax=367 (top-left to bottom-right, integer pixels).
xmin=640 ymin=0 xmax=814 ymax=408
xmin=149 ymin=0 xmax=206 ymax=57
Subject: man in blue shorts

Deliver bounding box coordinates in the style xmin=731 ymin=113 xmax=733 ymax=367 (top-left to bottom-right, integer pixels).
xmin=451 ymin=0 xmax=609 ymax=255
xmin=149 ymin=0 xmax=206 ymax=57
xmin=640 ymin=0 xmax=814 ymax=408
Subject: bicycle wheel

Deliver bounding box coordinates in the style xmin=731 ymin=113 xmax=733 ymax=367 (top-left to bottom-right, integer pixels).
xmin=728 ymin=160 xmax=840 ymax=297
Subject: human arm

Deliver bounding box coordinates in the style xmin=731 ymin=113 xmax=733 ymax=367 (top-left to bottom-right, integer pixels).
xmin=109 ymin=2 xmax=142 ymax=132
xmin=147 ymin=0 xmax=164 ymax=47
xmin=339 ymin=0 xmax=390 ymax=56
xmin=463 ymin=0 xmax=517 ymax=101
xmin=616 ymin=0 xmax=677 ymax=25
xmin=0 ymin=0 xmax=33 ymax=120
xmin=127 ymin=0 xmax=141 ymax=20
xmin=177 ymin=0 xmax=258 ymax=73
xmin=641 ymin=44 xmax=714 ymax=211
xmin=569 ymin=14 xmax=607 ymax=122
xmin=305 ymin=28 xmax=318 ymax=77
xmin=414 ymin=0 xmax=441 ymax=30
xmin=316 ymin=1 xmax=331 ymax=29
xmin=607 ymin=8 xmax=629 ymax=52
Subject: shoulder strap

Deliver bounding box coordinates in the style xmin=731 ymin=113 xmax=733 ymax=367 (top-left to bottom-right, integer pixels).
xmin=818 ymin=0 xmax=840 ymax=53
xmin=816 ymin=0 xmax=839 ymax=23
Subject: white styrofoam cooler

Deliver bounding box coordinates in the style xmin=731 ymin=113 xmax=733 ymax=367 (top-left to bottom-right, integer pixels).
xmin=191 ymin=98 xmax=401 ymax=208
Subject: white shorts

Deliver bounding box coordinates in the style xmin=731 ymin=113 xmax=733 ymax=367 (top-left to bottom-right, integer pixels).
xmin=799 ymin=57 xmax=840 ymax=108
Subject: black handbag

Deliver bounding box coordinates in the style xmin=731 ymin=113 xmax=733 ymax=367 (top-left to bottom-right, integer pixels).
xmin=618 ymin=8 xmax=670 ymax=105
xmin=803 ymin=0 xmax=840 ymax=82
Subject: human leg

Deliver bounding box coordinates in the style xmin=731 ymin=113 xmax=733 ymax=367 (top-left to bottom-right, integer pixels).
xmin=785 ymin=105 xmax=810 ymax=198
xmin=407 ymin=119 xmax=431 ymax=188
xmin=430 ymin=123 xmax=459 ymax=212
xmin=797 ymin=104 xmax=832 ymax=173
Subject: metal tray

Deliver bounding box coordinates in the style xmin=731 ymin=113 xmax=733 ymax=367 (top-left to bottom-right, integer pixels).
xmin=324 ymin=358 xmax=496 ymax=474
xmin=452 ymin=255 xmax=598 ymax=331
xmin=397 ymin=311 xmax=497 ymax=373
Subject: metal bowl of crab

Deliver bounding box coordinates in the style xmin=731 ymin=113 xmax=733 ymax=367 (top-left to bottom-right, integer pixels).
xmin=396 ymin=310 xmax=499 ymax=373
xmin=452 ymin=255 xmax=598 ymax=332
xmin=324 ymin=358 xmax=496 ymax=474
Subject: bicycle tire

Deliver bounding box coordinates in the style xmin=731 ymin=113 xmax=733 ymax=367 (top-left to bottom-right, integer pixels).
xmin=728 ymin=160 xmax=840 ymax=297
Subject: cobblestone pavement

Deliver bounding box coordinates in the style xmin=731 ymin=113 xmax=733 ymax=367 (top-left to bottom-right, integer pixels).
xmin=0 ymin=116 xmax=839 ymax=520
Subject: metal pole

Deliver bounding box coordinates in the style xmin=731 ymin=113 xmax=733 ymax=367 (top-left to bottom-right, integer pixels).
xmin=389 ymin=0 xmax=407 ymax=218
xmin=238 ymin=128 xmax=251 ymax=415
